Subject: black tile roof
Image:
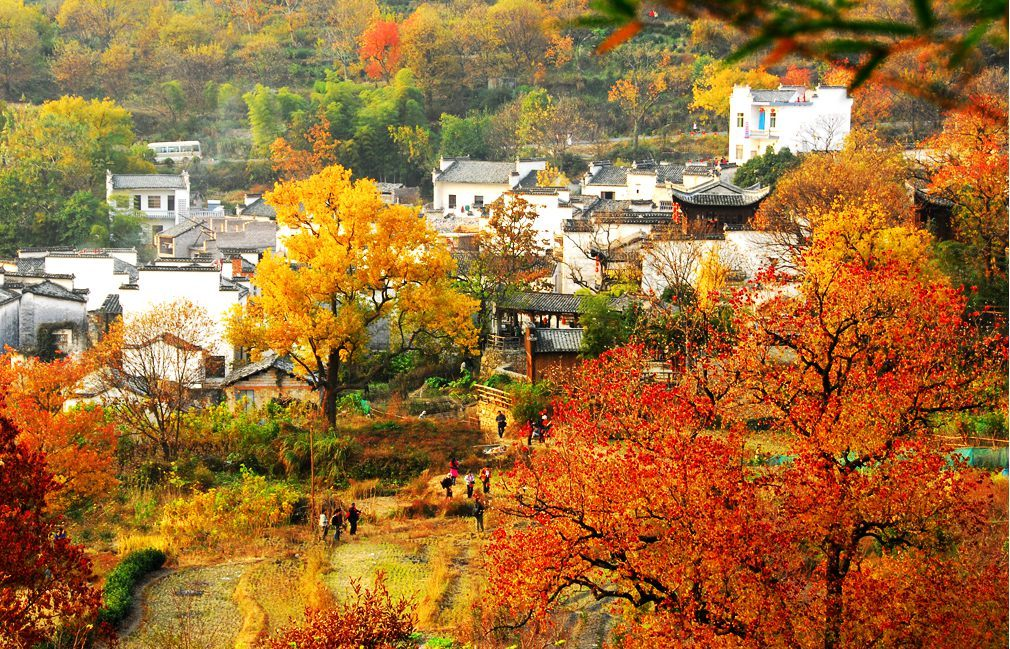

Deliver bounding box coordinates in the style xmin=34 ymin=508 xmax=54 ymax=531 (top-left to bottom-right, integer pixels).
xmin=21 ymin=281 xmax=86 ymax=302
xmin=15 ymin=257 xmax=45 ymax=275
xmin=99 ymin=294 xmax=122 ymax=314
xmin=435 ymin=160 xmax=540 ymax=187
xmin=0 ymin=288 xmax=19 ymax=306
xmin=110 ymin=173 xmax=187 ymax=190
xmin=159 ymin=220 xmax=203 ymax=238
xmin=241 ymin=197 xmax=277 ymax=218
xmin=532 ymin=327 xmax=583 ymax=354
xmin=222 ymin=353 xmax=304 ymax=387
xmin=587 ymin=165 xmax=628 ymax=186
xmin=672 ymin=179 xmax=770 ymax=207
xmin=497 ymin=292 xmax=630 ymax=314
xmin=113 ymin=258 xmax=139 ymax=282
xmin=751 ymin=88 xmax=803 ymax=103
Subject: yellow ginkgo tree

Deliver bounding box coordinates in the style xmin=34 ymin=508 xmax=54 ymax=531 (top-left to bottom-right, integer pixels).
xmin=227 ymin=165 xmax=477 ymax=426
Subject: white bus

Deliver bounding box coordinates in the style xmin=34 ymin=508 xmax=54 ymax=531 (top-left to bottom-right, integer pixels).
xmin=148 ymin=141 xmax=202 ymax=163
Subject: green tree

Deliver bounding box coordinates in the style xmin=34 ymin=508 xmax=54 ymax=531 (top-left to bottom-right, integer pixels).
xmin=439 ymin=112 xmax=493 ymax=159
xmin=579 ymin=294 xmax=633 ymax=357
xmin=733 ymin=147 xmax=801 ymax=188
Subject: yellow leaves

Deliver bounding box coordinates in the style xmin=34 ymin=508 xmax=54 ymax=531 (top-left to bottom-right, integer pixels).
xmin=230 ymin=164 xmax=477 ymax=386
xmin=804 ymin=199 xmax=937 ymax=286
xmin=691 ymin=63 xmax=779 ymax=119
xmin=695 ymin=248 xmax=729 ymax=312
xmin=608 ymin=77 xmax=639 ymax=107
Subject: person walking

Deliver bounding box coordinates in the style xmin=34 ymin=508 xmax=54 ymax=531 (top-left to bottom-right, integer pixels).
xmin=449 ymin=457 xmax=460 ymax=485
xmin=527 ymin=418 xmax=537 ymax=446
xmin=465 ymin=470 xmax=476 ymax=498
xmin=479 ymin=466 xmax=491 ymax=494
xmin=473 ymin=495 xmax=485 ymax=533
xmin=495 ymin=411 xmax=507 ymax=439
xmin=440 ymin=472 xmax=454 ymax=498
xmin=347 ymin=503 xmax=360 ymax=536
xmin=332 ymin=506 xmax=344 ymax=542
xmin=540 ymin=413 xmax=552 ymax=442
xmin=318 ymin=509 xmax=330 ymax=542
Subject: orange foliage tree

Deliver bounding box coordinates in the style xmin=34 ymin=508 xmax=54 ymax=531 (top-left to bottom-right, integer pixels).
xmin=922 ymin=93 xmax=1009 ymax=284
xmin=358 ymin=17 xmax=401 ymax=81
xmin=0 ymin=354 xmax=117 ymax=511
xmin=270 ymin=112 xmax=341 ymax=181
xmin=487 ymin=233 xmax=1007 ymax=646
xmin=0 ymin=417 xmax=101 ymax=646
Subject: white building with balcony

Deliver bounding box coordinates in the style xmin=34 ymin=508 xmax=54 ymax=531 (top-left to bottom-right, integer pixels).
xmin=106 ymin=171 xmax=191 ymax=239
xmin=728 ymin=85 xmax=852 ymax=164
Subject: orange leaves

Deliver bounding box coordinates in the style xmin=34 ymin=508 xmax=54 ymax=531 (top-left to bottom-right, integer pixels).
xmin=358 ymin=17 xmax=401 ymax=81
xmin=270 ymin=112 xmax=340 ymax=181
xmin=0 ymin=354 xmax=117 ymax=511
xmin=488 ymin=245 xmax=1007 ymax=645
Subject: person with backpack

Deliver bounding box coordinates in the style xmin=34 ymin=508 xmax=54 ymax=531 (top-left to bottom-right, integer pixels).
xmin=495 ymin=411 xmax=507 ymax=439
xmin=440 ymin=473 xmax=454 ymax=498
xmin=465 ymin=470 xmax=476 ymax=498
xmin=332 ymin=506 xmax=344 ymax=542
xmin=347 ymin=503 xmax=360 ymax=536
xmin=473 ymin=495 xmax=485 ymax=532
xmin=479 ymin=466 xmax=491 ymax=494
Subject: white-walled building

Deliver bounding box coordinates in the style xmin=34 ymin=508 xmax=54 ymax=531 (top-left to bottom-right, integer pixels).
xmin=430 ymin=158 xmax=546 ymax=214
xmin=728 ymin=85 xmax=852 ymax=163
xmin=106 ymin=171 xmax=191 ymax=239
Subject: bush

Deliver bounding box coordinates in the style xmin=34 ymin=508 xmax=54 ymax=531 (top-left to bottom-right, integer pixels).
xmin=444 ymin=499 xmax=475 ymax=518
xmin=508 ymin=381 xmax=556 ymax=428
xmin=425 ymin=376 xmax=449 ymax=390
xmin=402 ymin=498 xmax=440 ymax=519
xmin=98 ymin=548 xmax=167 ymax=626
xmin=348 ymin=450 xmax=430 ymax=485
xmin=159 ymin=467 xmax=301 ymax=551
xmin=483 ymin=374 xmax=514 ymax=390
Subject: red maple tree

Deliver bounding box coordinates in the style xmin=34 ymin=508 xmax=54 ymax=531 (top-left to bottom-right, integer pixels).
xmin=0 ymin=417 xmax=101 ymax=646
xmin=359 ymin=18 xmax=402 ymax=81
xmin=487 ymin=240 xmax=1007 ymax=646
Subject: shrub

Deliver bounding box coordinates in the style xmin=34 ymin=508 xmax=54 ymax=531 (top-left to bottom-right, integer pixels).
xmin=508 ymin=381 xmax=555 ymax=428
xmin=98 ymin=548 xmax=167 ymax=625
xmin=159 ymin=467 xmax=301 ymax=551
xmin=264 ymin=573 xmax=415 ymax=649
xmin=348 ymin=450 xmax=430 ymax=485
xmin=444 ymin=499 xmax=475 ymax=518
xmin=402 ymin=498 xmax=440 ymax=519
xmin=483 ymin=374 xmax=513 ymax=390
xmin=425 ymin=376 xmax=449 ymax=390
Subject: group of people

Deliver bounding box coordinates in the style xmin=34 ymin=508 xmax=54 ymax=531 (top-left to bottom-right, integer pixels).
xmin=318 ymin=502 xmax=361 ymax=544
xmin=440 ymin=458 xmax=492 ymax=532
xmin=527 ymin=413 xmax=552 ymax=446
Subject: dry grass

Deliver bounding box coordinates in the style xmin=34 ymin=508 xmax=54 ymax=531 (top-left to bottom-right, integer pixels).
xmin=232 ymin=568 xmax=267 ymax=649
xmin=300 ymin=546 xmax=335 ymax=611
xmin=116 ymin=531 xmax=170 ymax=556
xmin=415 ymin=539 xmax=457 ymax=627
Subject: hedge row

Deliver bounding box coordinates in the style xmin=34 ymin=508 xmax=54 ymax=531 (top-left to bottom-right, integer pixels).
xmin=97 ymin=548 xmax=167 ymax=626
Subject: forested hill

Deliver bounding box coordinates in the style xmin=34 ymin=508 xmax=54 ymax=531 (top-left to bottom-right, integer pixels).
xmin=0 ymin=0 xmax=1005 ymax=251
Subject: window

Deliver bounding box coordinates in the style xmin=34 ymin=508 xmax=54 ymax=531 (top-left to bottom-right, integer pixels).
xmin=448 ymin=194 xmax=456 ymax=209
xmin=736 ymin=113 xmax=744 ymax=128
xmin=601 ymin=191 xmax=615 ymax=200
xmin=159 ymin=237 xmax=173 ymax=255
xmin=148 ymin=195 xmax=161 ymax=209
xmin=769 ymin=109 xmax=777 ymax=128
xmin=52 ymin=329 xmax=72 ymax=351
xmin=133 ymin=195 xmax=141 ymax=210
xmin=735 ymin=145 xmax=744 ymax=160
xmin=474 ymin=195 xmax=484 ymax=207
xmin=167 ymin=195 xmax=175 ymax=212
xmin=236 ymin=389 xmax=255 ymax=408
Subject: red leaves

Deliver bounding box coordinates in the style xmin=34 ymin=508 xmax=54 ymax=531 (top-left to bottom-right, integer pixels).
xmin=264 ymin=572 xmax=415 ymax=648
xmin=359 ymin=18 xmax=402 ymax=81
xmin=487 ymin=253 xmax=1008 ymax=646
xmin=0 ymin=418 xmax=100 ymax=645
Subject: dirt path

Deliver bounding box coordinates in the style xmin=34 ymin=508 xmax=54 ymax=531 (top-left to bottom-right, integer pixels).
xmin=120 ymin=562 xmax=253 ymax=649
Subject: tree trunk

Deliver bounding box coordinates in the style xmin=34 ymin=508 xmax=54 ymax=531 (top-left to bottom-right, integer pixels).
xmin=632 ymin=117 xmax=640 ymax=154
xmin=322 ymin=351 xmax=341 ymax=428
xmin=823 ymin=546 xmax=844 ymax=649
